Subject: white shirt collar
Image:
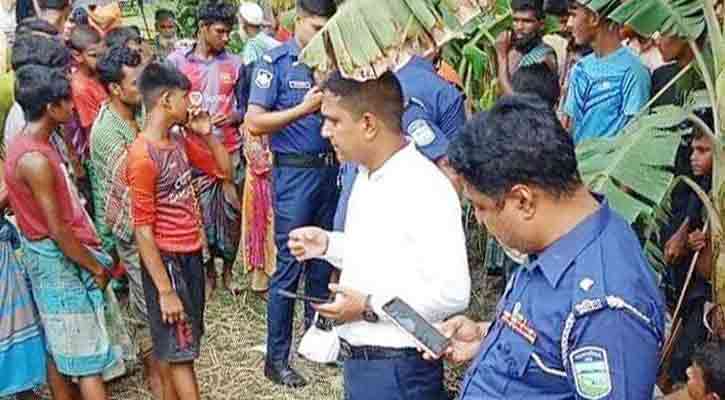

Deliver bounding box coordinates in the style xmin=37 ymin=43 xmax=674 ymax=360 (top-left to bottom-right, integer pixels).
xmin=359 ymin=142 xmax=416 ymax=183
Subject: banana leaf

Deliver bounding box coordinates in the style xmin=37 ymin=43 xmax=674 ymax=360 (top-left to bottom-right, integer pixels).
xmin=608 ymin=0 xmax=705 ymax=40
xmin=299 ymin=0 xmax=490 ymax=81
xmin=576 ymin=105 xmax=692 ymax=224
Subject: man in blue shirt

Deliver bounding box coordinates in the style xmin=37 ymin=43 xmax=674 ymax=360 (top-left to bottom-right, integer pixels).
xmin=436 ymin=94 xmax=664 ymax=399
xmin=245 ymin=0 xmax=337 ymax=388
xmin=563 ymin=0 xmax=650 ymax=145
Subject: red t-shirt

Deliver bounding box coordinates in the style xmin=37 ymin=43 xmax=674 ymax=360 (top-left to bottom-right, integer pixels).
xmin=4 ymin=134 xmax=100 ymax=246
xmin=127 ymin=132 xmax=221 ymax=253
xmin=71 ymin=71 xmax=109 ymax=130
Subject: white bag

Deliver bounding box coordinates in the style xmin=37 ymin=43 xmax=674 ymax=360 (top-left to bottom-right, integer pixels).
xmin=297 ymin=313 xmax=340 ymax=364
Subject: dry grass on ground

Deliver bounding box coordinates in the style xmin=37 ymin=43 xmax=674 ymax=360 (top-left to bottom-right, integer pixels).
xmin=97 ymin=276 xmax=346 ymax=400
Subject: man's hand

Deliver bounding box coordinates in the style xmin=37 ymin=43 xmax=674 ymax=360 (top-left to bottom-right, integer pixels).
xmin=422 ymin=316 xmax=489 ymax=364
xmin=312 ymin=284 xmax=366 ymax=323
xmin=187 ymin=107 xmax=213 ymax=136
xmin=688 ymin=230 xmax=708 ymax=252
xmin=93 ymin=270 xmax=110 ymax=291
xmin=222 ymin=181 xmax=241 ymax=211
xmin=665 ymin=227 xmax=689 ymax=265
xmin=299 ymin=86 xmax=323 ymax=116
xmin=159 ymin=290 xmax=185 ymax=324
xmin=211 ymin=113 xmax=237 ymax=128
xmin=288 ymin=226 xmax=329 ymax=261
xmin=495 ymin=30 xmax=513 ymax=57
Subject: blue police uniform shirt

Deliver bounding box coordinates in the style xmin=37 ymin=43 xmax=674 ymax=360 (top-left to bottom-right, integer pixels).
xmin=332 ymin=97 xmax=448 ymax=231
xmin=564 ymin=47 xmax=651 ymax=145
xmin=248 ymin=39 xmax=331 ymax=154
xmin=460 ymin=198 xmax=665 ymax=400
xmin=396 ymin=56 xmax=466 ymax=142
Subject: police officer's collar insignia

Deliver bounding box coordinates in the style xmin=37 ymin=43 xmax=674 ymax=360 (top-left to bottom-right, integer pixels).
xmin=570 ymin=347 xmax=612 ymax=400
xmin=501 ymin=302 xmax=537 ymax=344
xmin=289 ymin=80 xmax=311 ymax=90
xmin=579 ymin=278 xmax=594 ymax=291
xmin=407 ymin=119 xmax=436 ymax=147
xmin=255 ymin=69 xmax=273 ymax=89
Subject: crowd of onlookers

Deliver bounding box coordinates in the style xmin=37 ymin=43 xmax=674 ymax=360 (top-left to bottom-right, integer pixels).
xmin=0 ymin=0 xmax=723 ymax=399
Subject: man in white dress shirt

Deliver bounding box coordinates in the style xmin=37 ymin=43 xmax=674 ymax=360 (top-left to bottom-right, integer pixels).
xmin=288 ymin=71 xmax=470 ymax=400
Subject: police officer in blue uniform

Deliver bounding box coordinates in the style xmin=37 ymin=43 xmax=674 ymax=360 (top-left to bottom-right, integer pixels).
xmin=396 ymin=55 xmax=466 ymax=150
xmin=437 ymin=95 xmax=665 ymax=399
xmin=244 ymin=0 xmax=337 ymax=388
xmin=333 ymin=56 xmax=465 ymax=231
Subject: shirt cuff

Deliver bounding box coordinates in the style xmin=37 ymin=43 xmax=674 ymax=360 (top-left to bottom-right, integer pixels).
xmin=370 ymin=294 xmax=393 ymax=322
xmin=321 ymin=231 xmax=345 ymax=269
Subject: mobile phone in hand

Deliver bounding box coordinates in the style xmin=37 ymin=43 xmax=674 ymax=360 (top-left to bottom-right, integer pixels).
xmin=382 ymin=297 xmax=450 ymax=357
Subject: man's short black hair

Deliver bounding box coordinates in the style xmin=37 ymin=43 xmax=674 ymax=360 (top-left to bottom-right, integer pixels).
xmin=447 ymin=94 xmax=582 ymax=200
xmin=544 ymin=0 xmax=569 ymax=16
xmin=512 ymin=63 xmax=560 ymax=109
xmin=11 ymin=33 xmax=71 ymax=70
xmin=155 ymin=8 xmax=175 ymax=24
xmin=15 ymin=65 xmax=71 ymax=122
xmin=197 ymin=0 xmax=237 ymax=28
xmin=138 ymin=62 xmax=191 ymax=111
xmin=512 ymin=0 xmax=545 ymax=19
xmin=69 ymin=24 xmax=102 ymax=51
xmin=693 ymin=341 xmax=725 ymax=397
xmin=105 ymin=26 xmax=142 ymax=49
xmin=321 ymin=71 xmax=404 ymax=133
xmin=97 ymin=46 xmax=142 ymax=87
xmin=38 ymin=0 xmax=70 ymax=10
xmin=297 ymin=0 xmax=336 ymax=18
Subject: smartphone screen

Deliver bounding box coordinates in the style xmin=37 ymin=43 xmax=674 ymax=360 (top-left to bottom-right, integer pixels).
xmin=382 ymin=297 xmax=449 ymax=356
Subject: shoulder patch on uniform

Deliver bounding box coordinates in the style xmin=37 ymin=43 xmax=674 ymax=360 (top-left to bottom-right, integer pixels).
xmin=255 ymin=69 xmax=274 ymax=89
xmin=570 ymin=347 xmax=612 ymax=400
xmin=407 ymin=119 xmax=436 ymax=147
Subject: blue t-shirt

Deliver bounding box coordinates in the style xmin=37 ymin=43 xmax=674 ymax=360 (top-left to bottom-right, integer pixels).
xmin=564 ymin=47 xmax=651 ymax=145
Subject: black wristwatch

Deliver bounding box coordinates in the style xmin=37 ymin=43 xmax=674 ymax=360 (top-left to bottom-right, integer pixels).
xmin=362 ymin=294 xmax=379 ymax=323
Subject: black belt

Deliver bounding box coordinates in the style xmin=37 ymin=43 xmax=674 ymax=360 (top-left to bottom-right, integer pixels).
xmin=273 ymin=152 xmax=338 ymax=168
xmin=339 ymin=339 xmax=420 ymax=361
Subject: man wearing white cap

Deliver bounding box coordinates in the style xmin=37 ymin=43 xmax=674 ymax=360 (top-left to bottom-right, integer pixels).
xmin=239 ymin=1 xmax=280 ymax=65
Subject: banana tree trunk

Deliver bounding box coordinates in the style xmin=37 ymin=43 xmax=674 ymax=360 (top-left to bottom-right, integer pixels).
xmin=713 ymin=138 xmax=725 ymax=308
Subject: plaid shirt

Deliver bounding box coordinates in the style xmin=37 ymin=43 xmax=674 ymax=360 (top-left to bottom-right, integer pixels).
xmin=88 ymin=102 xmax=139 ymax=249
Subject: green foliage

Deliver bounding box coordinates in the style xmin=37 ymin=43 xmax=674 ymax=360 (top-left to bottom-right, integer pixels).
xmin=576 ymin=105 xmax=692 ymax=224
xmin=609 ymin=0 xmax=706 ymax=40
xmin=299 ymin=0 xmax=489 ymax=81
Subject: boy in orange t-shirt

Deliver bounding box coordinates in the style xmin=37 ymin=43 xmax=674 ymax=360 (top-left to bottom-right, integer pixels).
xmin=128 ymin=62 xmax=232 ymax=400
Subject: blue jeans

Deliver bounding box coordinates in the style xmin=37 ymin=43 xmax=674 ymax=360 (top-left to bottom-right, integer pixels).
xmin=266 ymin=165 xmax=339 ymax=364
xmin=343 ymin=356 xmax=445 ymax=400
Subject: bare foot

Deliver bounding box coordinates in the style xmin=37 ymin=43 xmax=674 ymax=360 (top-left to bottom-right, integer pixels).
xmin=205 ymin=272 xmax=217 ymax=301
xmin=223 ymin=267 xmax=242 ymax=296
